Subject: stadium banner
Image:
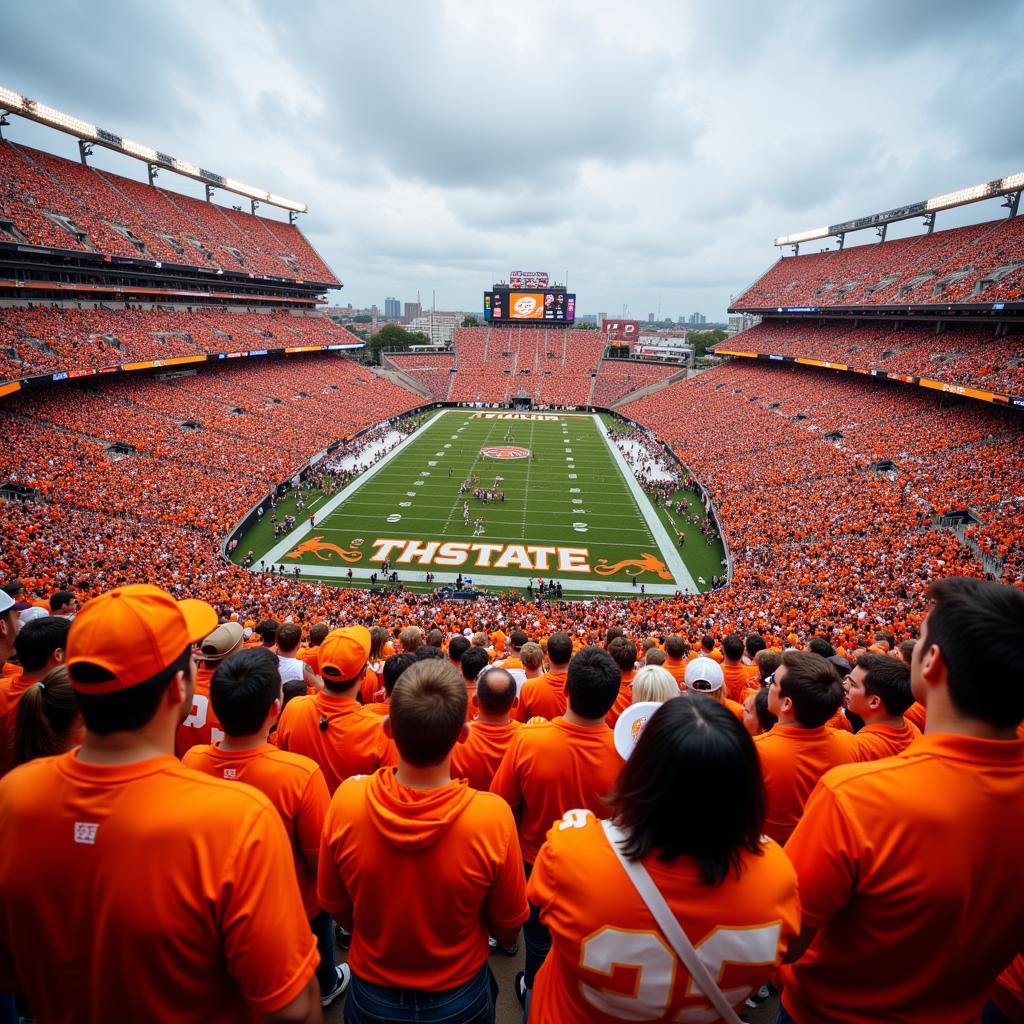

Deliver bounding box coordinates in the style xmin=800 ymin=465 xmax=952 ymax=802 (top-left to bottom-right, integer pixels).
xmin=602 ymin=319 xmax=639 ymax=341
xmin=715 ymin=349 xmax=757 ymax=358
xmin=796 ymin=357 xmax=848 ymax=371
xmin=121 ymin=355 xmax=206 ymax=372
xmin=509 ymin=271 xmax=549 ymax=288
xmin=0 ymin=381 xmax=21 ymax=398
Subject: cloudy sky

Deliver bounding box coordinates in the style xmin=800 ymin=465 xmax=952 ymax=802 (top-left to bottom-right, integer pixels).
xmin=3 ymin=0 xmax=1022 ymax=320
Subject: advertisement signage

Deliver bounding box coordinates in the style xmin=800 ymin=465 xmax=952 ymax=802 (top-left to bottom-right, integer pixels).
xmin=509 ymin=271 xmax=549 ymax=289
xmin=602 ymin=319 xmax=639 ymax=342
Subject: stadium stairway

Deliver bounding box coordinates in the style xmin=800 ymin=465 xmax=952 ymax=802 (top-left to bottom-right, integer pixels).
xmin=371 ymin=364 xmax=432 ymax=399
xmin=608 ymin=366 xmax=690 ymax=408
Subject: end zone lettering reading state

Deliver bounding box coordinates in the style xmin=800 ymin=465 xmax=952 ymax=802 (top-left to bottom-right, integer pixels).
xmin=369 ymin=538 xmax=591 ymax=572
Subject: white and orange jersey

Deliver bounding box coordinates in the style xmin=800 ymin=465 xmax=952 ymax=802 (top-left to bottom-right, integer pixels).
xmin=527 ymin=809 xmax=800 ymax=1023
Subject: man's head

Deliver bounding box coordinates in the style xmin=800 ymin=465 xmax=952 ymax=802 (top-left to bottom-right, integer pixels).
xmin=318 ymin=626 xmax=371 ymax=694
xmin=447 ymin=634 xmax=470 ymax=665
xmin=565 ymin=646 xmax=621 ymax=720
xmin=508 ymin=629 xmax=529 ymax=653
xmin=308 ymin=622 xmax=330 ymax=647
xmin=50 ymin=589 xmax=79 ymax=619
xmin=807 ymin=636 xmax=836 ymax=659
xmin=848 ymin=653 xmax=913 ymax=720
xmin=66 ymin=584 xmax=216 ymax=737
xmin=382 ymin=652 xmax=417 ymax=697
xmin=460 ymin=644 xmax=490 ymax=683
xmin=519 ymin=642 xmax=544 ymax=672
xmin=387 ymin=660 xmax=468 ymax=767
xmin=256 ymin=619 xmax=279 ymax=647
xmin=897 ymin=638 xmax=916 ymax=665
xmin=745 ymin=634 xmax=767 ymax=660
xmin=276 ymin=622 xmax=302 ymax=656
xmin=604 ymin=627 xmax=625 ymax=648
xmin=684 ymin=657 xmax=725 ymax=696
xmin=14 ymin=615 xmax=71 ymax=680
xmin=475 ymin=666 xmax=517 ymax=718
xmin=545 ymin=632 xmax=573 ymax=668
xmin=722 ymin=634 xmax=744 ymax=664
xmin=210 ymin=648 xmax=281 ymax=737
xmin=768 ymin=650 xmax=844 ymax=727
xmin=664 ymin=635 xmax=686 ymax=660
xmin=199 ymin=621 xmax=244 ymax=667
xmin=912 ymin=577 xmax=1024 ymax=730
xmin=645 ymin=647 xmax=667 ymax=667
xmin=426 ymin=628 xmax=444 ymax=649
xmin=398 ymin=625 xmax=423 ymax=653
xmin=754 ymin=648 xmax=781 ymax=683
xmin=607 ymin=636 xmax=636 ymax=677
xmin=700 ymin=635 xmax=716 ymax=655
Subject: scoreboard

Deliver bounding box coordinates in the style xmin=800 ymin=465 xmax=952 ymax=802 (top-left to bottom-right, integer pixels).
xmin=484 ymin=288 xmax=576 ymax=323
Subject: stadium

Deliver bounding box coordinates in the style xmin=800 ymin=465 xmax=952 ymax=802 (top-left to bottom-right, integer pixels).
xmin=0 ymin=47 xmax=1022 ymax=1024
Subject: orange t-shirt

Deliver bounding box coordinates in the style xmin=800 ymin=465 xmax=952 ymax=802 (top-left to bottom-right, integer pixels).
xmin=0 ymin=752 xmax=317 ymax=1022
xmin=297 ymin=645 xmax=320 ymax=676
xmin=834 ymin=719 xmax=921 ymax=763
xmin=905 ymin=700 xmax=927 ymax=731
xmin=754 ymin=725 xmax=854 ymax=844
xmin=275 ymin=691 xmax=395 ymax=794
xmin=528 ymin=809 xmax=800 ymax=1023
xmin=826 ymin=708 xmax=854 ymax=733
xmin=451 ymin=720 xmax=521 ymax=792
xmin=364 ymin=700 xmax=389 ymax=717
xmin=0 ymin=673 xmax=36 ymax=775
xmin=358 ymin=666 xmax=383 ymax=704
xmin=175 ymin=664 xmax=223 ymax=758
xmin=490 ymin=718 xmax=624 ymax=864
xmin=318 ymin=769 xmax=528 ymax=990
xmin=183 ymin=742 xmax=329 ymax=917
xmin=721 ymin=662 xmax=749 ymax=702
xmin=781 ymin=734 xmax=1024 ymax=1024
xmin=662 ymin=659 xmax=688 ymax=688
xmin=513 ymin=669 xmax=568 ymax=722
xmin=992 ymin=953 xmax=1024 ymax=1022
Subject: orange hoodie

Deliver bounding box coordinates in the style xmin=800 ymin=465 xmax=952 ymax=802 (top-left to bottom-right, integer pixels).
xmin=318 ymin=768 xmax=528 ymax=990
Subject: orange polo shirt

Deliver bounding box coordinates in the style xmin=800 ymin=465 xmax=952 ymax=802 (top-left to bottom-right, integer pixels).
xmin=781 ymin=733 xmax=1024 ymax=1023
xmin=528 ymin=809 xmax=800 ymax=1023
xmin=318 ymin=769 xmax=528 ymax=990
xmin=754 ymin=725 xmax=854 ymax=844
xmin=491 ymin=718 xmax=624 ymax=864
xmin=0 ymin=752 xmax=317 ymax=1022
xmin=834 ymin=719 xmax=921 ymax=763
xmin=183 ymin=742 xmax=330 ymax=917
xmin=662 ymin=658 xmax=688 ymax=688
xmin=275 ymin=691 xmax=395 ymax=794
xmin=904 ymin=701 xmax=927 ymax=731
xmin=721 ymin=661 xmax=749 ymax=702
xmin=451 ymin=720 xmax=521 ymax=792
xmin=513 ymin=668 xmax=568 ymax=722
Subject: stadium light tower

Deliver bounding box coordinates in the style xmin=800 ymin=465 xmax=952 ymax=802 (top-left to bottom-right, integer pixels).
xmin=0 ymin=84 xmax=308 ymax=215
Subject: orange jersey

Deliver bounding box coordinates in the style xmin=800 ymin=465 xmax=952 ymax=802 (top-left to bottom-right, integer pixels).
xmin=275 ymin=691 xmax=395 ymax=794
xmin=754 ymin=725 xmax=854 ymax=844
xmin=451 ymin=720 xmax=521 ymax=792
xmin=0 ymin=752 xmax=317 ymax=1022
xmin=834 ymin=719 xmax=921 ymax=763
xmin=364 ymin=699 xmax=390 ymax=717
xmin=490 ymin=717 xmax=623 ymax=864
xmin=175 ymin=664 xmax=223 ymax=757
xmin=0 ymin=673 xmax=36 ymax=775
xmin=662 ymin=659 xmax=688 ymax=688
xmin=723 ymin=696 xmax=745 ymax=721
xmin=826 ymin=708 xmax=854 ymax=733
xmin=528 ymin=809 xmax=800 ymax=1023
xmin=721 ymin=662 xmax=749 ymax=702
xmin=513 ymin=669 xmax=568 ymax=722
xmin=183 ymin=742 xmax=330 ymax=917
xmin=992 ymin=954 xmax=1024 ymax=1022
xmin=605 ymin=684 xmax=633 ymax=728
xmin=781 ymin=734 xmax=1024 ymax=1024
xmin=358 ymin=666 xmax=383 ymax=704
xmin=318 ymin=768 xmax=528 ymax=990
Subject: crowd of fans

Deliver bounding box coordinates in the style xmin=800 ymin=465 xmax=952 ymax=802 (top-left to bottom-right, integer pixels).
xmin=724 ymin=319 xmax=1024 ymax=397
xmin=447 ymin=328 xmax=606 ymax=405
xmin=0 ymin=304 xmax=361 ymax=382
xmin=590 ymin=358 xmax=684 ymax=407
xmin=0 ymin=140 xmax=337 ymax=282
xmin=384 ymin=352 xmax=456 ymax=400
xmin=735 ymin=214 xmax=1024 ymax=310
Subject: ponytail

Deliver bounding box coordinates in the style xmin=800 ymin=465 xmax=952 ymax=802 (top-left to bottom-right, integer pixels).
xmin=12 ymin=665 xmax=81 ymax=768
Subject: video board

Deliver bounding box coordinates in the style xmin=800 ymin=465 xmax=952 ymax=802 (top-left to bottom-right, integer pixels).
xmin=602 ymin=319 xmax=639 ymax=342
xmin=509 ymin=271 xmax=549 ymax=289
xmin=485 ymin=289 xmax=575 ymax=323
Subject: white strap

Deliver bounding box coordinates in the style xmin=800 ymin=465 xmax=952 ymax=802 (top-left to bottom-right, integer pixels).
xmin=602 ymin=820 xmax=745 ymax=1024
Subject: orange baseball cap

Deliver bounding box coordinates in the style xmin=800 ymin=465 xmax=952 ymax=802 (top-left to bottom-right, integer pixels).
xmin=67 ymin=584 xmax=218 ymax=695
xmin=319 ymin=625 xmax=371 ymax=684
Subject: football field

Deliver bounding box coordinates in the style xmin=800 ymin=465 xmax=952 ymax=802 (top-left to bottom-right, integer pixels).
xmin=254 ymin=410 xmax=712 ymax=596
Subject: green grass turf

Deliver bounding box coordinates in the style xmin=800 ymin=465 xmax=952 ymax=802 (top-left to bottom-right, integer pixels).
xmin=231 ymin=411 xmax=725 ymax=596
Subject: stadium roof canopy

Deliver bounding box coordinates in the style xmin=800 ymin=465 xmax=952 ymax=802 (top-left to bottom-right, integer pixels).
xmin=775 ymin=172 xmax=1024 ymax=251
xmin=0 ymin=85 xmax=307 ymax=217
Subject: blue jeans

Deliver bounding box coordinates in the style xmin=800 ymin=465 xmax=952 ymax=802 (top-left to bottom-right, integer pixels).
xmin=310 ymin=910 xmax=338 ymax=995
xmin=344 ymin=964 xmax=496 ymax=1024
xmin=522 ymin=862 xmax=550 ymax=990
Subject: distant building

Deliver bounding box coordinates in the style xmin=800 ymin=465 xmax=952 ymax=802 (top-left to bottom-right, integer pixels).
xmin=687 ymin=312 xmax=707 ymax=326
xmin=407 ymin=311 xmax=462 ymax=347
xmin=648 ymin=312 xmax=655 ymax=322
xmin=403 ymin=301 xmax=422 ymax=323
xmin=597 ymin=311 xmax=607 ymax=328
xmin=384 ymin=296 xmax=401 ymax=318
xmin=727 ymin=313 xmax=761 ymax=336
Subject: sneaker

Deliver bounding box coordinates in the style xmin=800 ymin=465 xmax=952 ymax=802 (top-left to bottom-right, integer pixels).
xmin=745 ymin=982 xmax=775 ymax=1008
xmin=515 ymin=970 xmax=527 ymax=1007
xmin=488 ymin=935 xmax=520 ymax=956
xmin=322 ymin=963 xmax=351 ymax=1007
xmin=335 ymin=924 xmax=352 ymax=949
